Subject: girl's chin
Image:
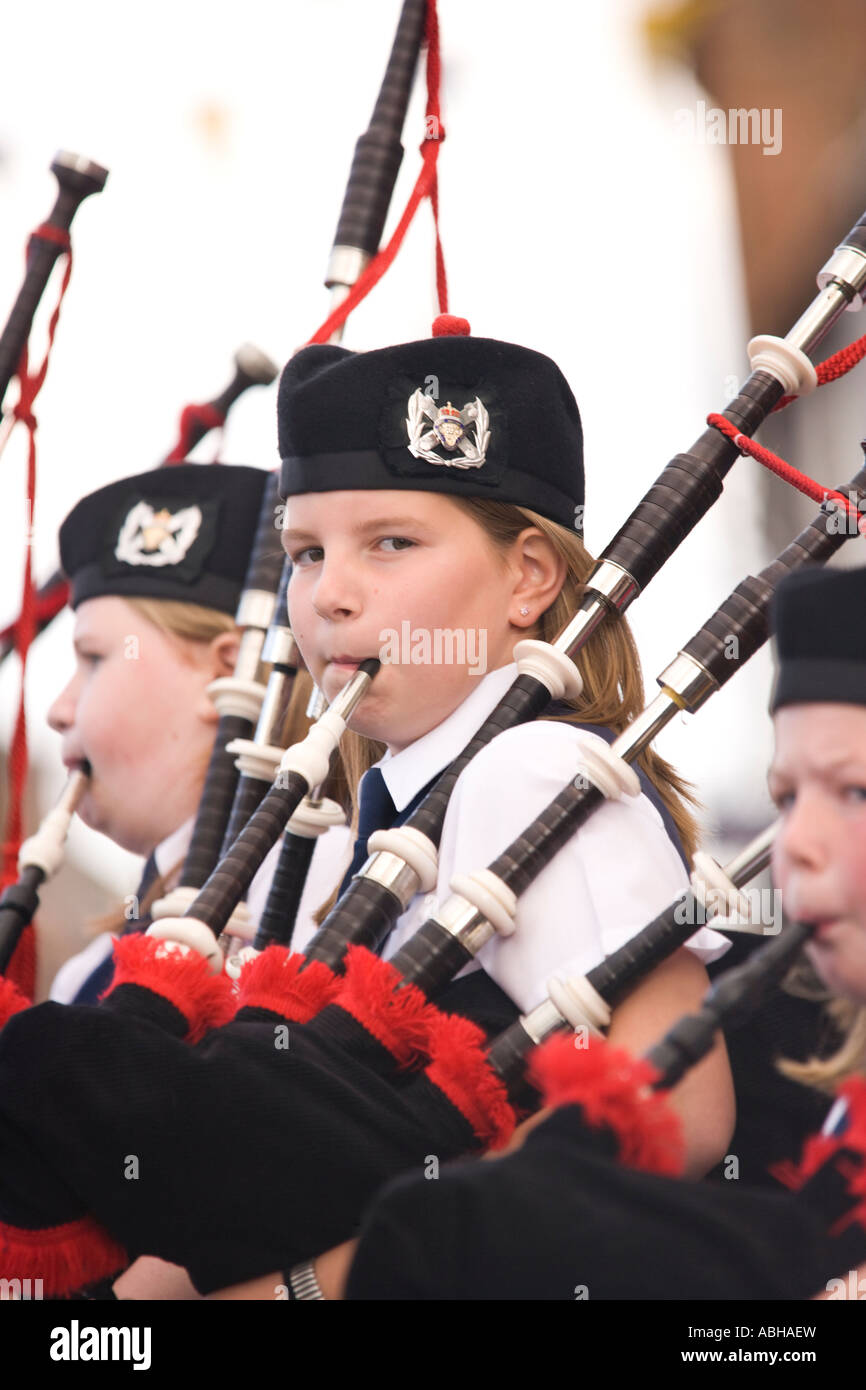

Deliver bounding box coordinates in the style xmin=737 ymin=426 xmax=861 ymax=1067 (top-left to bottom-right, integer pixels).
xmin=78 ymin=796 xmax=139 ymax=854
xmin=806 ymin=940 xmax=866 ymax=1004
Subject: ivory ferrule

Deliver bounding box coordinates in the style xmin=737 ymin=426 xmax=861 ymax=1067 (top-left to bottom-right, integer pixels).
xmin=512 ymin=639 xmax=583 ymax=700
xmin=150 ymin=885 xmax=198 ymax=920
xmin=519 ymin=996 xmax=567 ymax=1046
xmin=287 ymin=797 xmax=345 ymax=839
xmin=227 ymin=739 xmax=284 ymax=783
xmin=547 ymin=972 xmax=612 ymax=1036
xmin=145 ymin=918 xmax=224 ymax=973
xmin=207 ymin=676 xmax=266 ymax=724
xmin=365 ymin=827 xmax=438 ymax=893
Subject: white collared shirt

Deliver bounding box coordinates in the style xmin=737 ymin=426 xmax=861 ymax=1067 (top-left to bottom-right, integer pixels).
xmin=50 ymin=816 xmax=292 ymax=1002
xmin=286 ymin=663 xmax=729 ymax=1014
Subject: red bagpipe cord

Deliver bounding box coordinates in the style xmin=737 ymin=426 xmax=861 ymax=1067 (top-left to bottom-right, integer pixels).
xmin=528 ymin=1032 xmax=685 ymax=1176
xmin=771 ymin=1076 xmax=866 ymax=1237
xmin=1 ymin=224 xmax=73 ymax=893
xmin=163 ymin=401 xmax=226 ymax=463
xmin=306 ymin=0 xmax=448 ymax=345
xmin=103 ymin=934 xmax=235 ymax=1044
xmin=707 ymin=330 xmax=866 ymax=527
xmin=773 ymin=333 xmax=866 ymax=412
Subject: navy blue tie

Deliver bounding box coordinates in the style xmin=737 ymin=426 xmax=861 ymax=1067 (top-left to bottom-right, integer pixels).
xmin=339 ymin=767 xmax=397 ymax=897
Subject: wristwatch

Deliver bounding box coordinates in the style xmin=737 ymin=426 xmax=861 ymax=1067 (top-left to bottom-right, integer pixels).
xmin=288 ymin=1260 xmax=325 ymax=1300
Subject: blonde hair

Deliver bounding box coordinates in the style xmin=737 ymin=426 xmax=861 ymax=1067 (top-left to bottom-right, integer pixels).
xmin=779 ymin=959 xmax=866 ymax=1091
xmin=121 ymin=596 xmax=237 ymax=648
xmin=313 ymin=498 xmax=700 ymax=923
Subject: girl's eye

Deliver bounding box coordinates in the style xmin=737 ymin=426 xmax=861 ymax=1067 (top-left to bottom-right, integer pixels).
xmin=78 ymin=652 xmax=103 ymax=667
xmin=772 ymin=790 xmax=795 ymax=812
xmin=379 ymin=537 xmax=415 ymax=553
xmin=292 ymin=546 xmax=323 ymax=565
xmin=843 ymin=786 xmax=866 ymax=804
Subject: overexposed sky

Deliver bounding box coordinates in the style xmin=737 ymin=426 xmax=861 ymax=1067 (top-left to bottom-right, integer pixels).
xmin=0 ymin=0 xmax=796 ymax=889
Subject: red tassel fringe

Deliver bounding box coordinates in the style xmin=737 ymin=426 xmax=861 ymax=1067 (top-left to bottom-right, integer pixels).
xmin=0 ymin=973 xmax=31 ymax=1028
xmin=0 ymin=1214 xmax=127 ymax=1297
xmin=424 ymin=1011 xmax=516 ymax=1150
xmin=335 ymin=945 xmax=437 ymax=1067
xmin=772 ymin=1076 xmax=866 ymax=1236
xmin=234 ymin=945 xmax=341 ymax=1024
xmin=105 ymin=934 xmax=234 ymax=1044
xmin=529 ymin=1033 xmax=685 ymax=1177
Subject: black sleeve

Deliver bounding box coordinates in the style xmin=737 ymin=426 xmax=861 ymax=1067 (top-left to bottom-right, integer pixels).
xmin=346 ymin=1173 xmax=467 ymax=1300
xmin=346 ymin=1105 xmax=866 ymax=1301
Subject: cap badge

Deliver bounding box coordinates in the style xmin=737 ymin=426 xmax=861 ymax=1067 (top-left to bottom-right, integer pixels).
xmin=115 ymin=502 xmax=203 ymax=568
xmin=406 ymin=389 xmax=490 ymax=468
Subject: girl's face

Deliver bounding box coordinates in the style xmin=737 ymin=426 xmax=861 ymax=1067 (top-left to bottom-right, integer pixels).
xmin=770 ymin=703 xmax=866 ymax=1002
xmin=283 ymin=490 xmax=561 ymax=752
xmin=47 ymin=596 xmax=231 ymax=855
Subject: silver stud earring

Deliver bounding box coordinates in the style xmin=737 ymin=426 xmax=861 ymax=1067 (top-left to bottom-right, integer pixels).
xmin=520 ymin=605 xmax=530 ymax=617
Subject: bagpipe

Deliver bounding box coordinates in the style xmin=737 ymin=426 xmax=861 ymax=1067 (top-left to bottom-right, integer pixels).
xmin=5 ymin=286 xmax=866 ymax=1294
xmin=0 ymin=152 xmax=107 ymax=423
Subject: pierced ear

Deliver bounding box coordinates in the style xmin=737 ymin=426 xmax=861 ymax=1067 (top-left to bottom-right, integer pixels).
xmin=511 ymin=530 xmax=567 ymax=623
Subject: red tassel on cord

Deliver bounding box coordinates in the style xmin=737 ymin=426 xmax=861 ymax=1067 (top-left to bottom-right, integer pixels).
xmin=0 ymin=973 xmax=31 ymax=1029
xmin=424 ymin=1010 xmax=516 ymax=1150
xmin=529 ymin=1033 xmax=685 ymax=1177
xmin=233 ymin=945 xmax=341 ymax=1024
xmin=104 ymin=934 xmax=234 ymax=1044
xmin=772 ymin=1076 xmax=866 ymax=1237
xmin=0 ymin=1215 xmax=127 ymax=1298
xmin=334 ymin=945 xmax=437 ymax=1067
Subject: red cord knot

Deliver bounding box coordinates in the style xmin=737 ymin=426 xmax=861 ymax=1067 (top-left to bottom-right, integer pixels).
xmin=12 ymin=403 xmax=37 ymax=433
xmin=432 ymin=314 xmax=470 ymax=337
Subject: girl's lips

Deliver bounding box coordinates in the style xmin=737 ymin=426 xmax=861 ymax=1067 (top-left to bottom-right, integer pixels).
xmin=63 ymin=756 xmax=92 ymax=775
xmin=326 ymin=657 xmax=364 ymax=671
